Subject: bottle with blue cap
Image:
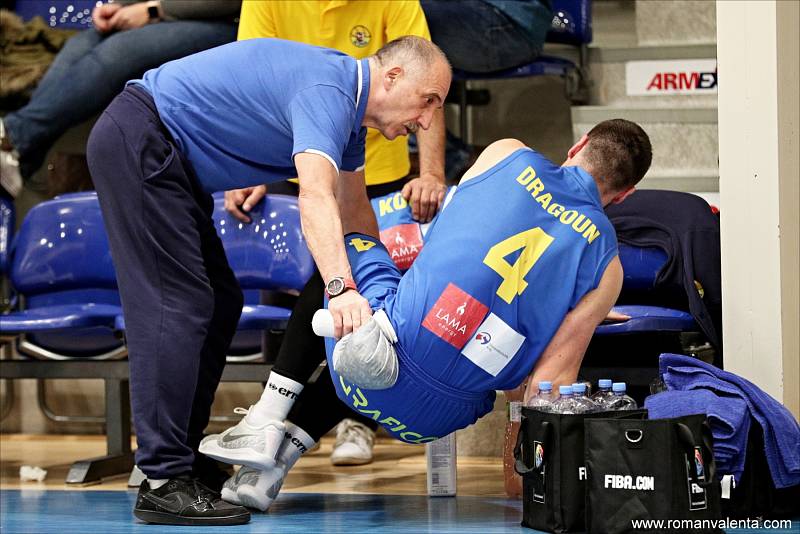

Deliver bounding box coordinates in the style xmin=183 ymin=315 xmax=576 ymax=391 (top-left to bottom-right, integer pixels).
xmin=571 ymin=382 xmax=600 ymax=413
xmin=525 ymin=381 xmax=556 ymax=412
xmin=591 ymin=379 xmax=615 ymax=409
xmin=606 ymin=382 xmax=638 ymax=411
xmin=551 ymin=385 xmax=578 ymax=414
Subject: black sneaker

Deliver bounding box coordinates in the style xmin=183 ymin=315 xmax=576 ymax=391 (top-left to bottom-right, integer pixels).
xmin=134 ymin=476 xmax=250 ymax=526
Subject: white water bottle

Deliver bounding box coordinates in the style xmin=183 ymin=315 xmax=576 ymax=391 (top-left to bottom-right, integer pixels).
xmin=606 ymin=382 xmax=638 ymax=411
xmin=591 ymin=379 xmax=614 ymax=409
xmin=526 ymin=381 xmax=555 ymax=412
xmin=571 ymin=383 xmax=600 ymax=413
xmin=427 ymin=433 xmax=457 ymax=497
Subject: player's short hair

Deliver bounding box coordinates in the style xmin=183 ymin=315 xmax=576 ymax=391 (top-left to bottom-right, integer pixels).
xmin=583 ymin=119 xmax=652 ymax=192
xmin=373 ymin=35 xmax=450 ymax=77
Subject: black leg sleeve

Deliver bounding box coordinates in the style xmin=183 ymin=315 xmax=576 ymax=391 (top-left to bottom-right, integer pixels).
xmin=270 ymin=270 xmax=326 ymax=383
xmin=286 ymin=366 xmax=356 ymax=442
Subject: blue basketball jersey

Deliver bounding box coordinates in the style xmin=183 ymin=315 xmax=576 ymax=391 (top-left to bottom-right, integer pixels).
xmin=383 ymin=148 xmax=619 ymax=392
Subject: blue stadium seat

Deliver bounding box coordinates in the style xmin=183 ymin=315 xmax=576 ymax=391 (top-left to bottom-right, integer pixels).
xmin=113 ymin=194 xmax=313 ymax=362
xmin=595 ymin=244 xmax=697 ymax=335
xmin=452 ymin=0 xmax=593 ymax=139
xmin=14 ymin=0 xmax=97 ymax=29
xmin=0 ymin=192 xmax=124 ymax=360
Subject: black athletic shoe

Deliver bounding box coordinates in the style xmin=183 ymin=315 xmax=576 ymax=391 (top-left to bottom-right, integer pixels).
xmin=134 ymin=476 xmax=250 ymax=526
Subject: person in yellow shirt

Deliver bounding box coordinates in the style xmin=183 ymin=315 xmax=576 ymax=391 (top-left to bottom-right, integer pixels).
xmin=225 ymin=0 xmax=446 ymax=222
xmin=221 ymin=1 xmax=447 ymax=470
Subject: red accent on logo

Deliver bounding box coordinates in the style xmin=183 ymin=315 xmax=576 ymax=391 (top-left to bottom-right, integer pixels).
xmin=380 ymin=223 xmax=423 ymax=271
xmin=422 ymin=283 xmax=488 ymax=348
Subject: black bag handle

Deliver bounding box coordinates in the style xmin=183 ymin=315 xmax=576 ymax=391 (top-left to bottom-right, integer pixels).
xmin=514 ymin=419 xmax=552 ymax=475
xmin=676 ymin=421 xmax=716 ymax=488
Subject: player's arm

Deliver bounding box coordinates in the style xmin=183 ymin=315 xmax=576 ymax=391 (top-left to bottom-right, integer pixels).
xmin=520 ymin=256 xmax=624 ymax=404
xmin=296 ymin=153 xmax=372 ymax=338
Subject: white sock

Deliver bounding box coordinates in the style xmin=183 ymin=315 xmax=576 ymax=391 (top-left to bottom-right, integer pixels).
xmin=148 ymin=478 xmax=168 ymax=489
xmin=279 ymin=420 xmax=316 ymax=470
xmin=246 ymin=372 xmax=304 ymax=426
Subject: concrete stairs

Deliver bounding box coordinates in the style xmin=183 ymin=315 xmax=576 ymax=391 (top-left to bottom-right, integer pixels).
xmin=574 ymin=0 xmax=720 ymax=197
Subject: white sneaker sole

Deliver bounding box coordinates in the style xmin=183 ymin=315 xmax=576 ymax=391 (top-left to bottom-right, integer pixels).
xmin=236 ymin=485 xmax=273 ymax=512
xmin=198 ymin=440 xmax=278 ymax=472
xmin=330 ymin=455 xmax=373 ymax=466
xmin=220 ymin=486 xmax=243 ymax=506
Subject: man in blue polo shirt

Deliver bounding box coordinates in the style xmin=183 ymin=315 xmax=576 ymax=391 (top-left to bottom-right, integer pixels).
xmin=86 ymin=36 xmax=450 ymax=526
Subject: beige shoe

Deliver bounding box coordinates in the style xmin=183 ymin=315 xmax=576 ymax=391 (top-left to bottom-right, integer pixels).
xmin=330 ymin=419 xmax=375 ymax=466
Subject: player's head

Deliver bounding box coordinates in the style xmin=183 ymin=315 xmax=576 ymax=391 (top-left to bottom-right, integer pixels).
xmin=365 ymin=36 xmax=451 ymax=140
xmin=566 ymin=119 xmax=652 ymax=206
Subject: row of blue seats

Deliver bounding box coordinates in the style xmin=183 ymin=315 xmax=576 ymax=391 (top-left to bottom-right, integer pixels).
xmin=1 ymin=191 xmax=698 ymax=365
xmin=0 ymin=192 xmax=314 ymax=361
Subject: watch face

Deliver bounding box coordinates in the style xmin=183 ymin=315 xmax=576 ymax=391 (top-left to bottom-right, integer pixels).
xmin=327 ymin=278 xmax=345 ymax=296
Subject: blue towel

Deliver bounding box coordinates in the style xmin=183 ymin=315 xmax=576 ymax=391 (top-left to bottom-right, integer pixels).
xmin=659 ymin=353 xmax=800 ymax=488
xmin=645 ymin=389 xmax=750 ymax=482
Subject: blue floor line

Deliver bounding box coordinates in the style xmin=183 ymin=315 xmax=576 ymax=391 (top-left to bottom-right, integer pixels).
xmin=1 ymin=490 xmax=798 ymax=534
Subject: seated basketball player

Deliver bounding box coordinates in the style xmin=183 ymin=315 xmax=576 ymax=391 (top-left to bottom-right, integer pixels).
xmin=200 ymin=119 xmax=652 ymax=511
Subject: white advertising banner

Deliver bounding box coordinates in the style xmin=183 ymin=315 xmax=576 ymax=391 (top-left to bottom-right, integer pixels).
xmin=626 ymin=59 xmax=718 ymax=96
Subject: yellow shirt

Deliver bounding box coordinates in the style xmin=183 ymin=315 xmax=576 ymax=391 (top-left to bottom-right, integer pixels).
xmin=237 ymin=0 xmax=431 ymax=186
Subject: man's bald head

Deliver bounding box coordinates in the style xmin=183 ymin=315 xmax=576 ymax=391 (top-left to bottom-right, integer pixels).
xmin=373 ymin=35 xmax=451 ymax=80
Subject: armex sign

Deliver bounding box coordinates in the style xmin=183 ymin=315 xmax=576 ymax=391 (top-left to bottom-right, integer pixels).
xmin=626 ymin=59 xmax=717 ymax=96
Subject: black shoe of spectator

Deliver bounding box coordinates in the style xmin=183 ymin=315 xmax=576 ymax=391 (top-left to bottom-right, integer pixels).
xmin=134 ymin=476 xmax=250 ymax=526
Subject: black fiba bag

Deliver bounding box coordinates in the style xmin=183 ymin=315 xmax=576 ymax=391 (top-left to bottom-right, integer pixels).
xmin=514 ymin=407 xmax=647 ymax=533
xmin=584 ymin=414 xmax=722 ymax=533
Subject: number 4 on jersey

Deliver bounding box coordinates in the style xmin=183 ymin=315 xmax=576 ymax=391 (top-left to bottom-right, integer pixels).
xmin=483 ymin=227 xmax=554 ymax=304
xmin=349 ymin=237 xmax=377 ymax=252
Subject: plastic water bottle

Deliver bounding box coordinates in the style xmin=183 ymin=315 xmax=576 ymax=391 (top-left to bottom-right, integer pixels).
xmin=591 ymin=379 xmax=614 ymax=409
xmin=571 ymin=383 xmax=600 ymax=413
xmin=526 ymin=381 xmax=556 ymax=412
xmin=551 ymin=385 xmax=577 ymax=414
xmin=606 ymin=382 xmax=638 ymax=411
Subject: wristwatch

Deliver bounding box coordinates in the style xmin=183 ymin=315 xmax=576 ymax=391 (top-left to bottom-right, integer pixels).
xmin=146 ymin=1 xmax=161 ymax=22
xmin=325 ymin=277 xmax=357 ymax=298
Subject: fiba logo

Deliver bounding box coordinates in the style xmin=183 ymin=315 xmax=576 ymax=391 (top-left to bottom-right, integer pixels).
xmin=475 ymin=332 xmax=491 ymax=345
xmin=534 ymin=443 xmax=544 ymax=469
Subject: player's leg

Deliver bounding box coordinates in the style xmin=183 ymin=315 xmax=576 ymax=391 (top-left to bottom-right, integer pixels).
xmin=223 ymin=368 xmax=353 ymax=511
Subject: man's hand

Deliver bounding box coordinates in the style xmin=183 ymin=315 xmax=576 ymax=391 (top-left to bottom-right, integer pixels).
xmin=328 ymin=290 xmax=373 ymax=339
xmin=603 ymin=309 xmax=631 ymax=323
xmin=401 ymin=174 xmax=446 ymax=222
xmin=92 ymin=2 xmax=122 ymax=33
xmin=224 ymin=185 xmax=267 ymax=223
xmin=108 ymin=3 xmax=152 ymax=31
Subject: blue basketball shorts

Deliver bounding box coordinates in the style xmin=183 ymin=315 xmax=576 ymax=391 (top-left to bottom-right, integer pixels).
xmin=324 ymin=233 xmax=495 ymax=443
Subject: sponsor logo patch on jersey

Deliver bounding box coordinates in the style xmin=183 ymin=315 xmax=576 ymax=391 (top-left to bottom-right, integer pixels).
xmin=422 ymin=283 xmax=488 ymax=348
xmin=461 ymin=313 xmax=525 ymax=376
xmin=350 ymin=25 xmax=371 ymax=48
xmin=380 ymin=223 xmax=423 ymax=271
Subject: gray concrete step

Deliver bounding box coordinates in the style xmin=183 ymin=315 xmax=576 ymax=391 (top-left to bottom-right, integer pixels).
xmin=572 ymin=106 xmax=719 ymax=192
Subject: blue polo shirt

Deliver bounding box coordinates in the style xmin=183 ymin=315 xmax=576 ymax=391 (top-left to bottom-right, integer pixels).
xmin=130 ymin=38 xmax=369 ymax=193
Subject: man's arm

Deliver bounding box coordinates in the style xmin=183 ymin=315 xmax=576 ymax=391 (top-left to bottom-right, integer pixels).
xmin=402 ymin=108 xmax=446 ymax=222
xmin=295 ymin=153 xmax=372 ymax=339
xmin=520 ymin=256 xmax=624 ymax=404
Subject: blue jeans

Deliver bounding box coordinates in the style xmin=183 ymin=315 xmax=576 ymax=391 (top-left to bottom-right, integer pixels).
xmin=420 ymin=0 xmax=548 ymax=73
xmin=4 ymin=20 xmax=236 ymax=181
